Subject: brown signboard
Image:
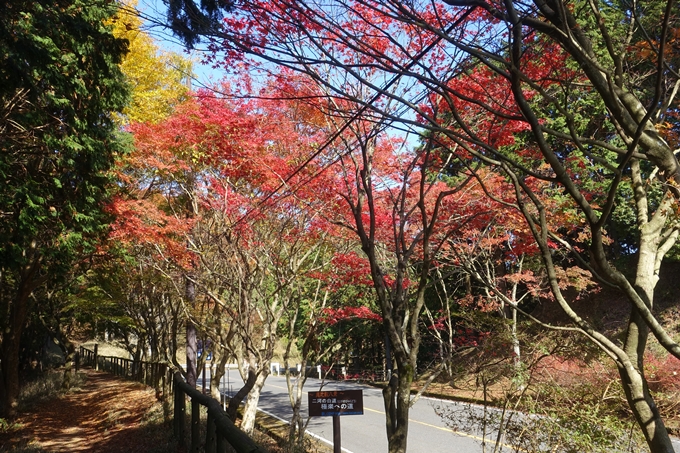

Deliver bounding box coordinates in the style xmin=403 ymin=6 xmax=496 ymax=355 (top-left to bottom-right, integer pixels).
xmin=308 ymin=390 xmax=364 ymax=417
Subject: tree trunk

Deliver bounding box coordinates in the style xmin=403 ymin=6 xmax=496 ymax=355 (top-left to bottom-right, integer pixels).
xmin=241 ymin=370 xmax=269 ymax=435
xmin=227 ymin=368 xmax=256 ymax=421
xmin=287 ymin=396 xmax=304 ymax=449
xmin=618 ymin=355 xmax=674 ymax=453
xmin=619 ymin=315 xmax=674 ymax=452
xmin=622 ymin=288 xmax=674 ymax=451
xmin=383 ymin=364 xmax=413 ymax=453
xmin=55 ymin=332 xmax=76 ymax=390
xmin=286 ymin=362 xmax=308 ymax=449
xmin=0 ymin=282 xmax=34 ymax=418
xmin=625 ymin=222 xmax=676 ymax=453
xmin=209 ymin=353 xmax=228 ymax=401
xmin=185 ymin=276 xmax=197 ymax=388
xmin=0 ymin=341 xmax=21 ymax=418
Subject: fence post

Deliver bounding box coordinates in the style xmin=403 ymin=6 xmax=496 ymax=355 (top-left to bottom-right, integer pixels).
xmin=75 ymin=350 xmax=80 ymax=372
xmin=205 ymin=411 xmax=217 ymax=453
xmin=191 ymin=398 xmax=200 ymax=453
xmin=216 ymin=432 xmax=227 ymax=453
xmin=93 ymin=344 xmax=99 ymax=371
xmin=174 ymin=383 xmax=186 ymax=446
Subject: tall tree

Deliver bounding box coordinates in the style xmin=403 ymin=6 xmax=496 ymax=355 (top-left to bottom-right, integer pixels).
xmin=157 ymin=1 xmax=680 ymax=452
xmin=0 ymin=0 xmax=129 ymax=417
xmin=114 ymin=78 xmax=342 ymax=429
xmin=112 ymin=0 xmax=191 ymax=124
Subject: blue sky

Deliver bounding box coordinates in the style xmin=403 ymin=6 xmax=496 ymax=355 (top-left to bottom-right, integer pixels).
xmin=136 ymin=0 xmax=224 ymax=88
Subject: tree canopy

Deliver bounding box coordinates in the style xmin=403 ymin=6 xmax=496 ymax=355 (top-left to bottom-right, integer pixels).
xmin=4 ymin=1 xmax=680 ymax=452
xmin=0 ymin=0 xmax=129 ymax=417
xmin=152 ymin=1 xmax=680 ymax=452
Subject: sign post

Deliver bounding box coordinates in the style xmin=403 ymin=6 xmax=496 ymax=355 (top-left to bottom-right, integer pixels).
xmin=308 ymin=389 xmax=364 ymax=453
xmin=333 ymin=415 xmax=341 ymax=453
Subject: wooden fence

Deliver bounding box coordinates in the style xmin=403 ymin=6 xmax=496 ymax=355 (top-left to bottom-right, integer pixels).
xmin=77 ymin=345 xmax=268 ymax=453
xmin=78 ymin=345 xmax=169 ymax=389
xmin=172 ymin=371 xmax=268 ymax=453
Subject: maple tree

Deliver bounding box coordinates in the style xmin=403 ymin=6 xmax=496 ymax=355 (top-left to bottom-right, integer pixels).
xmin=154 ymin=1 xmax=680 ymax=451
xmin=111 ymin=95 xmax=206 ymax=387
xmin=113 ymin=78 xmax=354 ymax=434
xmin=295 ymin=85 xmax=512 ymax=450
xmin=86 ymin=244 xmax=186 ymax=364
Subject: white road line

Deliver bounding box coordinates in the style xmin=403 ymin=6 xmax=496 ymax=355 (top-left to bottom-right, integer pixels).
xmin=265 ymin=382 xmax=517 ymax=450
xmin=256 ymin=407 xmax=355 ymax=453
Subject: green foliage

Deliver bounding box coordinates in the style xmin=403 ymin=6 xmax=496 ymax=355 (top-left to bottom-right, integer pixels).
xmin=0 ymin=0 xmax=130 ymax=415
xmin=0 ymin=0 xmax=130 ymax=274
xmin=509 ymin=380 xmax=646 ymax=453
xmin=165 ymin=0 xmax=234 ymax=48
xmin=0 ymin=0 xmax=129 ymax=278
xmin=0 ymin=418 xmax=20 ymax=434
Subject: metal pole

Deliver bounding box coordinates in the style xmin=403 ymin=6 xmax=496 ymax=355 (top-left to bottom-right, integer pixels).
xmin=221 ymin=366 xmax=226 ymax=411
xmin=202 ymin=362 xmax=206 ymax=394
xmin=333 ymin=415 xmax=341 ymax=453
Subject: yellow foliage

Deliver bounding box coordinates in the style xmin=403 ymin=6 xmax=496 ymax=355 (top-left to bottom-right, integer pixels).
xmin=111 ymin=0 xmax=192 ymax=124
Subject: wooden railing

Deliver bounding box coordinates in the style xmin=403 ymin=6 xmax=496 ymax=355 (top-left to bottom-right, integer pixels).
xmin=172 ymin=371 xmax=268 ymax=453
xmin=78 ymin=345 xmax=169 ymax=389
xmin=78 ymin=345 xmax=267 ymax=453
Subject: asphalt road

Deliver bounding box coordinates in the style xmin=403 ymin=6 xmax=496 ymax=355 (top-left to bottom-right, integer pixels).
xmin=199 ymin=368 xmax=680 ymax=453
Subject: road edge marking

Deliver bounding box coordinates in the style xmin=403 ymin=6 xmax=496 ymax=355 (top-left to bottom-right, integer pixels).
xmin=257 ymin=407 xmax=355 ymax=453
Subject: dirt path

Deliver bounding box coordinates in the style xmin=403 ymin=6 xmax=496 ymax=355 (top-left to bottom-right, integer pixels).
xmin=1 ymin=369 xmax=163 ymax=452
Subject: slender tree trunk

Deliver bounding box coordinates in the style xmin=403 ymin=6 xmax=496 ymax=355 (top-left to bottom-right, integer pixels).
xmin=619 ymin=310 xmax=674 ymax=453
xmin=185 ymin=276 xmax=197 ymax=388
xmin=241 ymin=370 xmax=269 ymax=434
xmin=511 ymin=307 xmax=521 ymax=372
xmin=285 ymin=358 xmax=308 ymax=448
xmin=623 ymin=222 xmax=676 ymax=453
xmin=209 ymin=352 xmax=228 ymax=401
xmin=0 ymin=339 xmax=21 ymax=418
xmin=623 ymin=285 xmax=674 ymax=449
xmin=288 ymin=396 xmax=304 ymax=449
xmin=384 ymin=332 xmax=393 ymax=381
xmin=227 ymin=368 xmax=256 ymax=421
xmin=132 ymin=344 xmax=143 ymax=379
xmin=53 ymin=326 xmax=76 ymax=391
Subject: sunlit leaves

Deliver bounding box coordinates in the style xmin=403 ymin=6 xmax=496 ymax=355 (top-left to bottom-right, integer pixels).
xmin=111 ymin=0 xmax=191 ymax=124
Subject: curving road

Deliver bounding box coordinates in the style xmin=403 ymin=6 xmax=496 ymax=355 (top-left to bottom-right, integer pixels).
xmin=255 ymin=375 xmax=510 ymax=452
xmin=200 ymin=368 xmax=680 ymax=453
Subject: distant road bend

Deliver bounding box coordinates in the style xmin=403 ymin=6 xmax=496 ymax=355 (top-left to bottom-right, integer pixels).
xmin=198 ymin=368 xmax=680 ymax=453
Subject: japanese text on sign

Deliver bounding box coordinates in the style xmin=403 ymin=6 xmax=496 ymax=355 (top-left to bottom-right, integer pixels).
xmin=308 ymin=389 xmax=363 ymax=417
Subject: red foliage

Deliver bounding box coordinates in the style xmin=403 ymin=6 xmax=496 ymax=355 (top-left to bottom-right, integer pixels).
xmin=646 ymin=354 xmax=680 ymax=393
xmin=308 ymin=252 xmax=373 ymax=290
xmin=107 ymin=197 xmax=196 ymax=269
xmin=321 ymin=306 xmax=382 ymax=325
